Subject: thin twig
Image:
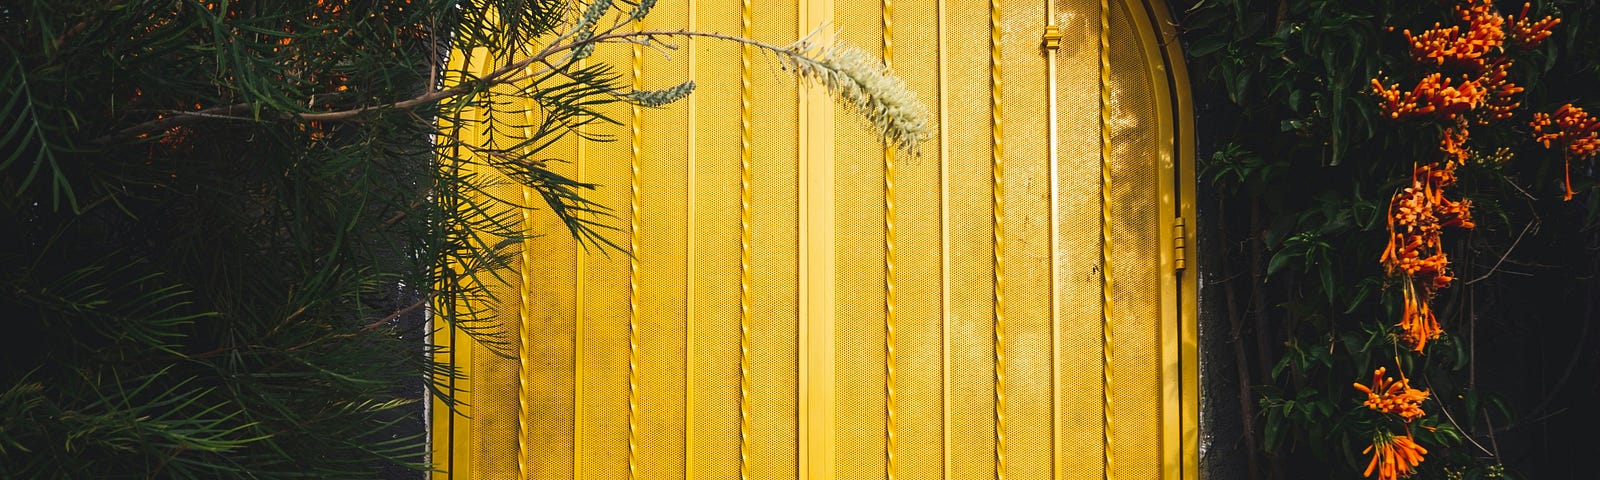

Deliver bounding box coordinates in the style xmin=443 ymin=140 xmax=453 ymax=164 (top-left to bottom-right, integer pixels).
xmin=381 ymin=197 xmax=431 ymax=229
xmin=428 ymin=18 xmax=440 ymax=91
xmin=52 ymin=20 xmax=91 ymax=53
xmin=94 ymin=103 xmax=256 ymax=143
xmin=152 ymin=109 xmax=265 ymax=121
xmin=1484 ymin=413 xmax=1502 ymax=458
xmin=1424 ymin=377 xmax=1496 ymax=456
xmin=99 ymin=28 xmax=805 ymax=144
xmin=1219 ymin=200 xmax=1265 ymax=480
xmin=1466 ymin=217 xmax=1538 ymax=285
xmin=361 ymin=298 xmax=429 ymax=332
xmin=1495 ymin=407 xmax=1569 ymax=435
xmin=1502 ymin=174 xmax=1539 ymax=201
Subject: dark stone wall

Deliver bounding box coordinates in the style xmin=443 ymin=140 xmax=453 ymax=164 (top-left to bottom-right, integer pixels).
xmin=1195 ymin=177 xmax=1249 ymax=480
xmin=378 ymin=281 xmax=429 ymax=480
xmin=1174 ymin=0 xmax=1249 ymax=473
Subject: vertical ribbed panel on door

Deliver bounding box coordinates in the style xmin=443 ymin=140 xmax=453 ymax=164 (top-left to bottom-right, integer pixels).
xmin=888 ymin=0 xmax=944 ymax=475
xmin=998 ymin=0 xmax=1053 ymax=476
xmin=944 ymin=0 xmax=998 ymax=476
xmin=691 ymin=0 xmax=746 ymax=477
xmin=432 ymin=0 xmax=1192 ymax=478
xmin=635 ymin=0 xmax=690 ymax=476
xmin=746 ymin=0 xmax=803 ymax=476
xmin=1055 ymin=0 xmax=1111 ymax=477
xmin=1105 ymin=0 xmax=1166 ymax=477
xmin=577 ymin=37 xmax=635 ymax=480
xmin=830 ymin=0 xmax=886 ymax=476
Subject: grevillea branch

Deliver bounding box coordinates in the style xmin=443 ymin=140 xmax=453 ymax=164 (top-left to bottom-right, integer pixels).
xmin=97 ymin=27 xmax=929 ymax=155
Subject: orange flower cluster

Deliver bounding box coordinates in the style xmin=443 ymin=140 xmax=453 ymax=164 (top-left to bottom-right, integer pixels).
xmin=1371 ymin=73 xmax=1486 ymax=121
xmin=1362 ymin=433 xmax=1429 ymax=480
xmin=1353 ymin=367 xmax=1430 ymax=421
xmin=1374 ymin=0 xmax=1556 ymax=351
xmin=1354 ymin=367 xmax=1429 ymax=480
xmin=1479 ymin=61 xmax=1525 ymax=123
xmin=1375 ymin=0 xmax=1557 ymax=125
xmin=1381 ymin=156 xmax=1473 ymax=351
xmin=1531 ymin=104 xmax=1600 ymax=200
xmin=1507 ymin=2 xmax=1561 ymax=49
xmin=1440 ymin=125 xmax=1472 ymax=164
xmin=1403 ymin=0 xmax=1505 ymax=70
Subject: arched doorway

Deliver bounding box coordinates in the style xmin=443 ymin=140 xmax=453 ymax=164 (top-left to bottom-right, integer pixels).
xmin=432 ymin=0 xmax=1197 ymax=477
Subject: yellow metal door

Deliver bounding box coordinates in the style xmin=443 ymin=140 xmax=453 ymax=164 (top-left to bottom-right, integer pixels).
xmin=432 ymin=0 xmax=1198 ymax=478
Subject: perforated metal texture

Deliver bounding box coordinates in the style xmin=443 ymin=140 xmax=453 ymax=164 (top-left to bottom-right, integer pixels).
xmin=516 ymin=123 xmax=578 ymax=480
xmin=436 ymin=0 xmax=1191 ymax=477
xmin=888 ymin=0 xmax=944 ymax=476
xmin=1055 ymin=0 xmax=1113 ymax=476
xmin=831 ymin=0 xmax=888 ymax=476
xmin=436 ymin=2 xmax=809 ymax=478
xmin=636 ymin=0 xmax=692 ymax=476
xmin=746 ymin=0 xmax=802 ymax=476
xmin=998 ymin=0 xmax=1054 ymax=476
xmin=1106 ymin=0 xmax=1163 ymax=477
xmin=578 ymin=39 xmax=637 ymax=480
xmin=485 ymin=46 xmax=582 ymax=480
xmin=943 ymin=0 xmax=998 ymax=476
xmin=691 ymin=1 xmax=746 ymax=477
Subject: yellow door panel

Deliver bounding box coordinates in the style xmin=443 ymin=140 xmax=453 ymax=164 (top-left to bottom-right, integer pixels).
xmin=432 ymin=0 xmax=1197 ymax=478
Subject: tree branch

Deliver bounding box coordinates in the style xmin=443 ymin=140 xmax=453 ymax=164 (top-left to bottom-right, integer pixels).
xmin=95 ymin=29 xmax=806 ymax=144
xmin=1465 ymin=217 xmax=1537 ymax=285
xmin=1425 ymin=378 xmax=1497 ymax=457
xmin=362 ymin=298 xmax=429 ymax=332
xmin=95 ymin=103 xmax=257 ymax=143
xmin=1219 ymin=199 xmax=1265 ymax=480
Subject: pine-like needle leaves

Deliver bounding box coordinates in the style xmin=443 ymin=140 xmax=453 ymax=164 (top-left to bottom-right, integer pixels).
xmin=2 ymin=57 xmax=83 ymax=212
xmin=0 ymin=0 xmax=929 ymax=476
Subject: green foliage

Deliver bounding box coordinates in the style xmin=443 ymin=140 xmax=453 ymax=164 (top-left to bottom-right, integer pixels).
xmin=1182 ymin=0 xmax=1600 ymax=478
xmin=0 ymin=0 xmax=590 ymax=476
xmin=1 ymin=0 xmax=921 ymax=476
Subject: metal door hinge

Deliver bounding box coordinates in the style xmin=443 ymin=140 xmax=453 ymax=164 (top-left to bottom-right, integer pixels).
xmin=1173 ymin=216 xmax=1188 ymax=273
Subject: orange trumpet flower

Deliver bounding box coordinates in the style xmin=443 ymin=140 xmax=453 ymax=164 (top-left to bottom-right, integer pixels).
xmin=1353 ymin=367 xmax=1430 ymax=421
xmin=1362 ymin=432 xmax=1428 ymax=480
xmin=1531 ymin=104 xmax=1600 ymax=200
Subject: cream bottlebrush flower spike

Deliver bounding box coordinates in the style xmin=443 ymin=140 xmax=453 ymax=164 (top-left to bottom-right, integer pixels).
xmin=535 ymin=17 xmax=929 ymax=154
xmin=778 ymin=30 xmax=931 ymax=156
